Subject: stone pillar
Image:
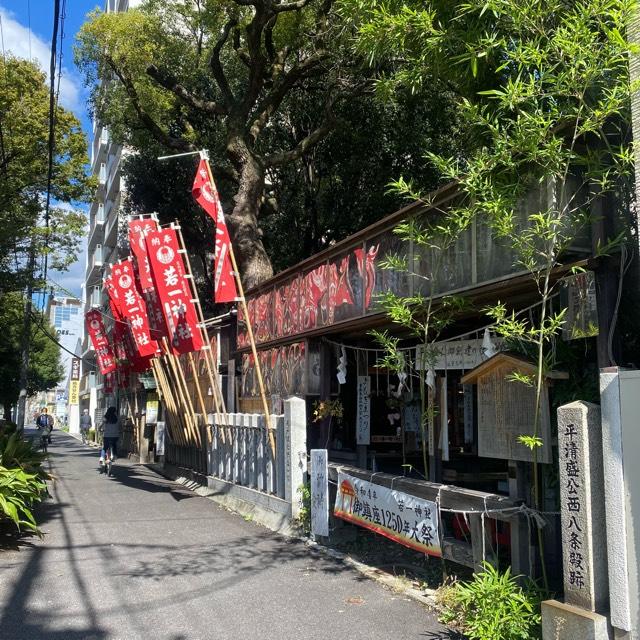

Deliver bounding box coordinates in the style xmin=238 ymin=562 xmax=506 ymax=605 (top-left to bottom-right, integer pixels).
xmin=557 ymin=401 xmax=608 ymax=612
xmin=542 ymin=401 xmax=610 ymax=640
xmin=600 ymin=369 xmax=640 ymax=638
xmin=284 ymin=396 xmax=307 ymax=520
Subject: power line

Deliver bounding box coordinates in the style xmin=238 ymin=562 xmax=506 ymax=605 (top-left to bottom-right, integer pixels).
xmin=42 ymin=0 xmax=62 ymax=287
xmin=29 ymin=310 xmax=97 ymax=371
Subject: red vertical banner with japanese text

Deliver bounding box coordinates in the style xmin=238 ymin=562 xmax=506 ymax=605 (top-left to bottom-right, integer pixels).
xmin=128 ymin=218 xmax=167 ymax=340
xmin=128 ymin=218 xmax=157 ymax=291
xmin=85 ymin=310 xmax=117 ymax=375
xmin=145 ymin=227 xmax=203 ymax=354
xmin=192 ymin=159 xmax=238 ymax=303
xmin=109 ymin=259 xmax=158 ymax=359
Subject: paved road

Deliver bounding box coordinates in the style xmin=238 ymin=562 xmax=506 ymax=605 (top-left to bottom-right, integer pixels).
xmin=0 ymin=432 xmax=452 ymax=640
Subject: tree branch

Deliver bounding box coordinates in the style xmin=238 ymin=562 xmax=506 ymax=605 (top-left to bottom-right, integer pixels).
xmin=249 ymin=50 xmax=330 ymax=142
xmin=147 ymin=65 xmax=227 ymax=115
xmin=211 ymin=18 xmax=238 ymax=108
xmin=105 ymin=57 xmax=194 ymax=152
xmin=273 ymin=0 xmax=313 ymax=13
xmin=264 ymin=119 xmax=334 ymax=167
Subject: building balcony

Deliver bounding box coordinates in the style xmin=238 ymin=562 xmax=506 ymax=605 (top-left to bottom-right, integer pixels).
xmin=88 ymin=285 xmax=102 ymax=308
xmin=87 ymin=203 xmax=105 ymax=250
xmin=85 ymin=244 xmax=104 ymax=284
xmin=91 ymin=126 xmax=109 ymax=172
xmin=96 ymin=163 xmax=107 ymax=196
xmin=104 ymin=205 xmax=119 ymax=248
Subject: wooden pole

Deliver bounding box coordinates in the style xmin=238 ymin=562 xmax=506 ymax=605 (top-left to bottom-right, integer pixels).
xmin=172 ymin=222 xmax=227 ymax=446
xmin=201 ymin=157 xmax=275 ymax=457
xmin=172 ymin=222 xmax=226 ymax=415
xmin=188 ymin=352 xmax=208 ymax=419
xmin=164 ymin=340 xmax=201 ymax=447
xmin=152 ymin=359 xmax=184 ymax=446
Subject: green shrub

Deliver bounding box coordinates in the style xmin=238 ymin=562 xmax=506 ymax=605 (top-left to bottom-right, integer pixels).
xmin=297 ymin=482 xmax=311 ymax=534
xmin=438 ymin=563 xmax=541 ymax=640
xmin=0 ymin=465 xmax=47 ymax=532
xmin=0 ymin=432 xmax=48 ymax=479
xmin=88 ymin=428 xmax=96 ymax=442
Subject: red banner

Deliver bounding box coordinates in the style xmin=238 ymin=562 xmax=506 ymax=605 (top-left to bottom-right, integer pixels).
xmin=109 ymin=259 xmax=158 ymax=358
xmin=128 ymin=218 xmax=158 ymax=292
xmin=145 ymin=226 xmax=204 ymax=354
xmin=85 ymin=310 xmax=117 ymax=375
xmin=104 ymin=371 xmax=116 ymax=394
xmin=192 ymin=159 xmax=238 ymax=303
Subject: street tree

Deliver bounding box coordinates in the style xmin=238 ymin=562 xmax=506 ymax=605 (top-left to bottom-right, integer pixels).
xmin=0 ymin=56 xmax=91 ymax=296
xmin=76 ymin=0 xmax=358 ymax=288
xmin=0 ymin=294 xmax=64 ymax=421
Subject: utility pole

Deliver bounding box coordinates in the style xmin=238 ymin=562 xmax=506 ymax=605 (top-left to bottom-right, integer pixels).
xmin=16 ymin=242 xmax=36 ymax=433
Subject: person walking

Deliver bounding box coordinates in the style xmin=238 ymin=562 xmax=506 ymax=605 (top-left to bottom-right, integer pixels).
xmin=80 ymin=409 xmax=92 ymax=444
xmin=99 ymin=407 xmax=119 ymax=465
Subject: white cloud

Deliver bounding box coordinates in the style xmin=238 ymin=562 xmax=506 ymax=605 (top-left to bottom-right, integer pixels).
xmin=0 ymin=7 xmax=83 ymax=114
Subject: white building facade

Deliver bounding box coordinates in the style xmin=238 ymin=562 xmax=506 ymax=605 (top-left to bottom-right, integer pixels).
xmin=80 ymin=0 xmax=142 ymax=426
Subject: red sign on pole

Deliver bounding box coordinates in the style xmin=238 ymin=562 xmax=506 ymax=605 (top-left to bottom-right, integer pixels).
xmin=128 ymin=218 xmax=158 ymax=292
xmin=85 ymin=310 xmax=117 ymax=375
xmin=145 ymin=226 xmax=204 ymax=354
xmin=109 ymin=259 xmax=158 ymax=358
xmin=192 ymin=159 xmax=239 ymax=303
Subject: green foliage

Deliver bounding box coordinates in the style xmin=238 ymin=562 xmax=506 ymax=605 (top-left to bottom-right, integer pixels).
xmin=297 ymin=482 xmax=311 ymax=535
xmin=0 ymin=293 xmax=64 ymax=414
xmin=0 ymin=431 xmax=49 ymax=479
xmin=439 ymin=563 xmax=542 ymax=640
xmin=0 ymin=56 xmax=91 ymax=294
xmin=0 ymin=465 xmax=46 ymax=533
xmin=312 ymin=399 xmax=344 ymax=422
xmin=0 ymin=432 xmax=49 ymax=533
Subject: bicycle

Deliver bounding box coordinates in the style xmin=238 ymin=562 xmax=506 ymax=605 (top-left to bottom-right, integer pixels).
xmin=100 ymin=437 xmax=117 ymax=477
xmin=39 ymin=428 xmax=49 ymax=453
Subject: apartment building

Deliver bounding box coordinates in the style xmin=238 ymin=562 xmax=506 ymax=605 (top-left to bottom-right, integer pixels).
xmin=80 ymin=0 xmax=142 ymax=425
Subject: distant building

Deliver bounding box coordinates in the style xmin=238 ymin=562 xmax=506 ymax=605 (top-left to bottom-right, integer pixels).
xmin=45 ymin=296 xmax=82 ymax=428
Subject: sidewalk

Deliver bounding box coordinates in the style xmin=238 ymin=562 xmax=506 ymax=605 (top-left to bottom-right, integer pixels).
xmin=0 ymin=432 xmax=453 ymax=640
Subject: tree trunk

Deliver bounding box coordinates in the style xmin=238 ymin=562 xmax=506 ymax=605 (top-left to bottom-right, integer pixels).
xmin=226 ymin=136 xmax=273 ymax=290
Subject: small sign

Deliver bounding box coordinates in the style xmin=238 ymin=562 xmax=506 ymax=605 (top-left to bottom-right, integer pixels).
xmin=155 ymin=421 xmax=165 ymax=456
xmin=334 ymin=472 xmax=441 ymax=557
xmin=416 ymin=338 xmax=503 ymax=371
xmin=69 ymin=380 xmax=80 ymax=406
xmin=310 ymin=449 xmax=329 ymax=537
xmin=71 ymin=357 xmax=81 ymax=381
xmin=145 ymin=399 xmax=159 ymax=424
xmin=356 ymin=376 xmax=371 ymax=445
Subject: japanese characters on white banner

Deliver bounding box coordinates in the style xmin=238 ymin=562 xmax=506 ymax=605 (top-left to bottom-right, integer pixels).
xmin=356 ymin=375 xmax=371 ymax=445
xmin=334 ymin=473 xmax=441 ymax=557
xmin=416 ymin=338 xmax=504 ymax=371
xmin=311 ymin=449 xmax=329 ymax=537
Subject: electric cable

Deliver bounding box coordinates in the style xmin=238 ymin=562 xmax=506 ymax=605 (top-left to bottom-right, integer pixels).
xmin=42 ymin=0 xmax=62 ymax=288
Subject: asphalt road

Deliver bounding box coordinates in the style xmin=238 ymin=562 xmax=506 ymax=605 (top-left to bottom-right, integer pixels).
xmin=0 ymin=431 xmax=452 ymax=640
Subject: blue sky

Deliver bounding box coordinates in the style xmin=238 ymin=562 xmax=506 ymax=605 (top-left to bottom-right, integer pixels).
xmin=1 ymin=0 xmax=103 ymax=297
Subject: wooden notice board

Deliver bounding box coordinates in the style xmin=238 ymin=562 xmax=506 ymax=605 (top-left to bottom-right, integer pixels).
xmin=461 ymin=353 xmax=567 ymax=464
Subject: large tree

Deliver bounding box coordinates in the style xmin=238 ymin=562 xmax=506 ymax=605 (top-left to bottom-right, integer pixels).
xmin=0 ymin=56 xmax=91 ymax=296
xmin=76 ymin=0 xmax=356 ymax=288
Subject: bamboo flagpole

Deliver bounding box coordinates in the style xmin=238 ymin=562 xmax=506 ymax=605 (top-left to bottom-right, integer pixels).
xmin=171 ymin=222 xmax=227 ymax=445
xmin=198 ymin=152 xmax=276 ymax=457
